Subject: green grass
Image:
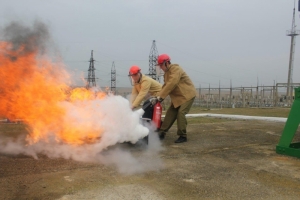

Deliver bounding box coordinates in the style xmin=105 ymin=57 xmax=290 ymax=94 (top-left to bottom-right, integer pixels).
xmin=188 ymin=107 xmax=290 ymax=118
xmin=187 ymin=117 xmax=237 ymax=124
xmin=0 ymin=123 xmax=28 ymax=138
xmin=162 ymin=106 xmax=291 ymax=125
xmin=0 ymin=107 xmax=291 ymax=137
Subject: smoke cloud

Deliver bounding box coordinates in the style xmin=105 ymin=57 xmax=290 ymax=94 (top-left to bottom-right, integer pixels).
xmin=2 ymin=20 xmax=50 ymax=59
xmin=0 ymin=21 xmax=164 ymax=174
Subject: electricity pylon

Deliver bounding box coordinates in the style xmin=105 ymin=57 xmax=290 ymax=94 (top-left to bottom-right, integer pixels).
xmin=111 ymin=61 xmax=116 ymax=94
xmin=148 ymin=40 xmax=159 ymax=80
xmin=86 ymin=50 xmax=97 ymax=88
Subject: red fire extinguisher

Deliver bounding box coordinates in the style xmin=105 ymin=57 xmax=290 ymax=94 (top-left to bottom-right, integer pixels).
xmin=152 ymin=102 xmax=162 ymax=130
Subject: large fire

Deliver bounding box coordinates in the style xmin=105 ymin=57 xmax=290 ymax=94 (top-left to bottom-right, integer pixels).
xmin=0 ymin=22 xmax=158 ymax=174
xmin=0 ymin=41 xmax=106 ymax=145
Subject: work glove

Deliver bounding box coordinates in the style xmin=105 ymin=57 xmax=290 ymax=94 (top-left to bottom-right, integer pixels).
xmin=149 ymin=96 xmax=163 ymax=105
xmin=149 ymin=97 xmax=158 ymax=105
xmin=157 ymin=96 xmax=163 ymax=102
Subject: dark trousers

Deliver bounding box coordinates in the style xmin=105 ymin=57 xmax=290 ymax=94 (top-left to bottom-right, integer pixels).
xmin=142 ymin=99 xmax=153 ymax=120
xmin=159 ymin=97 xmax=195 ymax=137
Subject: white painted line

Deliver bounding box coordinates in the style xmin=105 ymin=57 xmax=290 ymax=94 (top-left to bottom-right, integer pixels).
xmin=162 ymin=113 xmax=287 ymax=123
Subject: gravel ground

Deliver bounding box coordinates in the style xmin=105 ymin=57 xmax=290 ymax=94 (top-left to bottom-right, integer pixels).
xmin=1 ymin=120 xmax=300 ymax=200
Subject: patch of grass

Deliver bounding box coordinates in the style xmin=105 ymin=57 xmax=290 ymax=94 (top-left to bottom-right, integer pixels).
xmin=187 ymin=117 xmax=237 ymax=124
xmin=188 ymin=107 xmax=290 ymax=118
xmin=0 ymin=123 xmax=28 ymax=138
xmin=170 ymin=117 xmax=239 ymax=125
xmin=0 ymin=107 xmax=291 ymax=138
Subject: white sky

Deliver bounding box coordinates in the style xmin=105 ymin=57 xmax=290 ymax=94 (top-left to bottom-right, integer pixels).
xmin=0 ymin=0 xmax=299 ymax=89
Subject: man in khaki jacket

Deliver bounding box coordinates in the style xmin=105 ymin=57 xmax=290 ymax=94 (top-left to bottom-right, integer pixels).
xmin=129 ymin=66 xmax=162 ymax=113
xmin=155 ymin=54 xmax=196 ymax=143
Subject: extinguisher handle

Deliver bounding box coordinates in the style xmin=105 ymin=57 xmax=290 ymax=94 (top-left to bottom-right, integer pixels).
xmin=157 ymin=96 xmax=164 ymax=102
xmin=149 ymin=97 xmax=158 ymax=105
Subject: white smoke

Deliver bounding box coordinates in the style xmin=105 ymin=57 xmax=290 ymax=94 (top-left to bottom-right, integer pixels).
xmin=0 ymin=94 xmax=164 ymax=174
xmin=60 ymin=95 xmax=149 ymax=147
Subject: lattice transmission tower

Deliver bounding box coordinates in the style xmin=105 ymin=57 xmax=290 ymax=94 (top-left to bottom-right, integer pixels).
xmin=111 ymin=61 xmax=116 ymax=94
xmin=286 ymin=3 xmax=299 ymax=105
xmin=148 ymin=40 xmax=159 ymax=80
xmin=86 ymin=50 xmax=97 ymax=88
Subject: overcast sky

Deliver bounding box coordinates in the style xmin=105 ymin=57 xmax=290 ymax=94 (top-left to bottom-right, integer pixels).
xmin=0 ymin=0 xmax=299 ymax=89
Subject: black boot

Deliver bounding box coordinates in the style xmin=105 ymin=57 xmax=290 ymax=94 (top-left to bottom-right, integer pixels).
xmin=158 ymin=132 xmax=165 ymax=140
xmin=174 ymin=136 xmax=187 ymax=143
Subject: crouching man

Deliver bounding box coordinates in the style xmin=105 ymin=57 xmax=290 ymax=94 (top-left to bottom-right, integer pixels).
xmin=129 ymin=65 xmax=162 ymax=120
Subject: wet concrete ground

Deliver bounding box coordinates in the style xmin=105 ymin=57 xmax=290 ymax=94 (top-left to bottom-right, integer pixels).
xmin=1 ymin=119 xmax=300 ymax=200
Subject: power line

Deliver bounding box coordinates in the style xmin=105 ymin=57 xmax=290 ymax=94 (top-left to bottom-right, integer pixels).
xmin=156 ymin=41 xmax=262 ymax=86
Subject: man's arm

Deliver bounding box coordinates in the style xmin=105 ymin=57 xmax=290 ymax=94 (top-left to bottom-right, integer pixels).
xmin=131 ymin=87 xmax=138 ymax=107
xmin=132 ymin=80 xmax=151 ymax=108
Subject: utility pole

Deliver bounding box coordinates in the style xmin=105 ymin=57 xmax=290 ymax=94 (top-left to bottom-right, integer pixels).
xmin=256 ymin=77 xmax=259 ymax=107
xmin=86 ymin=50 xmax=97 ymax=89
xmin=111 ymin=61 xmax=116 ymax=94
xmin=219 ymin=80 xmax=221 ymax=107
xmin=208 ymin=84 xmax=211 ymax=108
xmin=148 ymin=40 xmax=159 ymax=80
xmin=286 ymin=4 xmax=299 ymax=105
xmin=198 ymin=84 xmax=201 ymax=107
xmin=230 ymin=79 xmax=232 ymax=107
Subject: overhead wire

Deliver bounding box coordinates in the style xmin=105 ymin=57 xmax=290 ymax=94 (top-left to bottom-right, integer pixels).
xmin=156 ymin=41 xmax=261 ymax=86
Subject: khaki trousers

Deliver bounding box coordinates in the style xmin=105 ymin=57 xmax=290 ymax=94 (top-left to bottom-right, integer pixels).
xmin=160 ymin=97 xmax=195 ymax=137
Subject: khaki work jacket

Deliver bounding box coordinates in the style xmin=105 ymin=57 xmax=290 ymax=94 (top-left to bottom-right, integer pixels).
xmin=158 ymin=64 xmax=196 ymax=108
xmin=131 ymin=74 xmax=162 ymax=108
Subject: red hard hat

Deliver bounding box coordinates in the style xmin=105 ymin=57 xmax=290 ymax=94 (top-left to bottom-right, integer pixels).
xmin=129 ymin=65 xmax=141 ymax=76
xmin=157 ymin=54 xmax=171 ymax=65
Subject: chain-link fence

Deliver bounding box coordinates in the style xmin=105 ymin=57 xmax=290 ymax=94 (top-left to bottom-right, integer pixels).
xmin=193 ymin=84 xmax=300 ymax=108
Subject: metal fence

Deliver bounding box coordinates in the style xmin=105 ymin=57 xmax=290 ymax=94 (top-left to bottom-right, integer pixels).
xmin=193 ymin=84 xmax=300 ymax=108
xmin=117 ymin=84 xmax=300 ymax=109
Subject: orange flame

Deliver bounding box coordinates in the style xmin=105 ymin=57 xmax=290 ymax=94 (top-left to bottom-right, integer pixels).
xmin=0 ymin=41 xmax=106 ymax=145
